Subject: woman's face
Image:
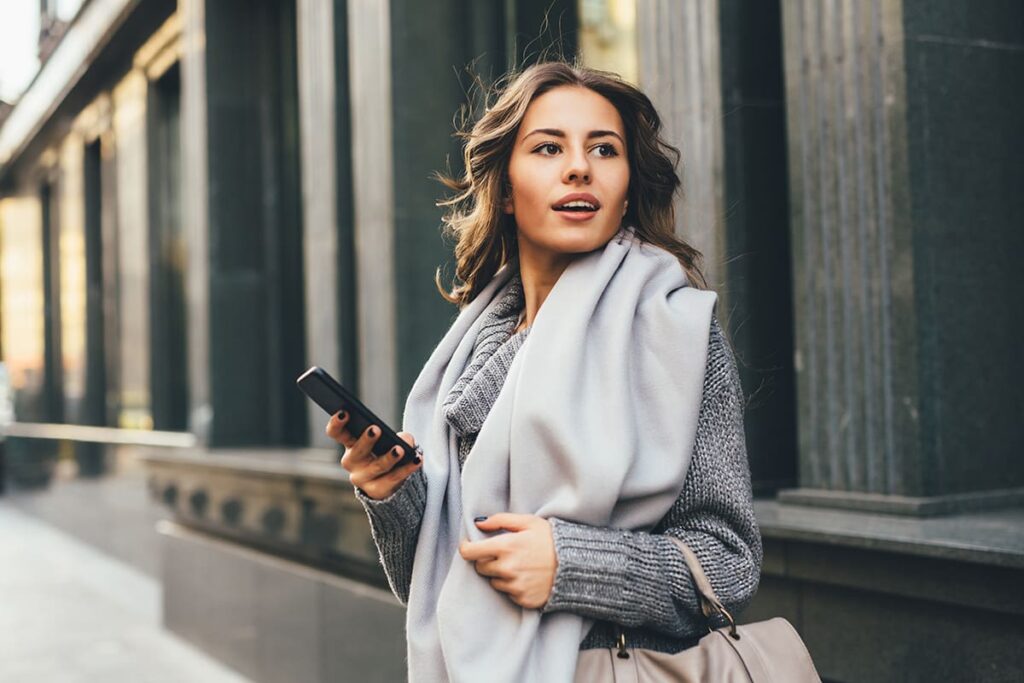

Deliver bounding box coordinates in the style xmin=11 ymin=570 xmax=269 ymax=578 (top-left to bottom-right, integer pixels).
xmin=504 ymin=85 xmax=630 ymax=260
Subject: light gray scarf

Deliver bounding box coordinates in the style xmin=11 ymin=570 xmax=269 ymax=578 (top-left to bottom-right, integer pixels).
xmin=402 ymin=227 xmax=717 ymax=682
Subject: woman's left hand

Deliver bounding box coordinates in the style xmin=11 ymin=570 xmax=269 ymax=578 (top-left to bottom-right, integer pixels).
xmin=459 ymin=513 xmax=558 ymax=609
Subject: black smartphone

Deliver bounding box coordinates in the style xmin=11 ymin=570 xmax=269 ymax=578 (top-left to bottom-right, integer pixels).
xmin=296 ymin=366 xmax=420 ymax=467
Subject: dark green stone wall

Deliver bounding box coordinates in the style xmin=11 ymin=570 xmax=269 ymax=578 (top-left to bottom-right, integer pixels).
xmin=389 ymin=0 xmax=472 ymax=402
xmin=902 ymin=1 xmax=1024 ymax=495
xmin=719 ymin=0 xmax=797 ymax=493
xmin=204 ymin=0 xmax=307 ymax=446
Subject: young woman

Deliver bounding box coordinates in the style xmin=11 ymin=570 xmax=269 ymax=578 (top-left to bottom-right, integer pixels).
xmin=327 ymin=62 xmax=761 ymax=682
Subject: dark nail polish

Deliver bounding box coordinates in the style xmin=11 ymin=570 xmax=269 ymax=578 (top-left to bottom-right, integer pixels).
xmin=474 ymin=516 xmax=488 ymax=523
xmin=414 ymin=454 xmax=422 ymax=464
xmin=392 ymin=447 xmax=403 ymax=457
xmin=338 ymin=410 xmax=347 ymax=420
xmin=369 ymin=427 xmax=378 ymax=437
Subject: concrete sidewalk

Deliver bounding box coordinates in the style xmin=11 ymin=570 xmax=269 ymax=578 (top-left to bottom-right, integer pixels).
xmin=0 ymin=501 xmax=251 ymax=683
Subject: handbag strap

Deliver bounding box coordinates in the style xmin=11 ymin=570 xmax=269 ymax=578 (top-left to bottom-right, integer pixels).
xmin=665 ymin=536 xmax=739 ymax=639
xmin=613 ymin=535 xmax=739 ymax=657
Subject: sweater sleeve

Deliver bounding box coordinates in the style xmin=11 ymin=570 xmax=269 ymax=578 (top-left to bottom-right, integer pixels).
xmin=354 ymin=467 xmax=428 ymax=605
xmin=540 ymin=318 xmax=762 ymax=639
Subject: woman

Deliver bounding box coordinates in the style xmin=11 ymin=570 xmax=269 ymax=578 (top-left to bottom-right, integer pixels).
xmin=327 ymin=62 xmax=761 ymax=682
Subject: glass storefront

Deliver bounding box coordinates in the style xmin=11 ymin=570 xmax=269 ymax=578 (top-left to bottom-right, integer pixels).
xmin=0 ymin=196 xmax=46 ymax=420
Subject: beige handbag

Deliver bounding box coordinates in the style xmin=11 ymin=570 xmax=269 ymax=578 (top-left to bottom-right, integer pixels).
xmin=575 ymin=538 xmax=821 ymax=682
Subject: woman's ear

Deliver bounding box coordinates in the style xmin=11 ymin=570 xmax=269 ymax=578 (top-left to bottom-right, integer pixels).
xmin=621 ymin=199 xmax=629 ymax=218
xmin=503 ymin=184 xmax=515 ymax=215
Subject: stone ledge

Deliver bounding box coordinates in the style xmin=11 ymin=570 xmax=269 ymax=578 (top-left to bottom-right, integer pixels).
xmin=777 ymin=486 xmax=1024 ymax=516
xmin=751 ymin=501 xmax=1024 ymax=681
xmin=141 ymin=447 xmax=385 ymax=586
xmin=756 ymin=499 xmax=1024 ymax=569
xmin=747 ymin=539 xmax=1024 ymax=682
xmin=141 ymin=446 xmax=346 ymax=481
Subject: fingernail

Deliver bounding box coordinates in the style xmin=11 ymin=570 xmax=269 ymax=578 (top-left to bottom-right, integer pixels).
xmin=474 ymin=516 xmax=488 ymax=523
xmin=414 ymin=454 xmax=422 ymax=464
xmin=392 ymin=447 xmax=403 ymax=457
xmin=338 ymin=410 xmax=347 ymax=420
xmin=369 ymin=427 xmax=378 ymax=437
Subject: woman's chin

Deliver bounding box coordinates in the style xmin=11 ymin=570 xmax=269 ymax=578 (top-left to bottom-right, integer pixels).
xmin=543 ymin=225 xmax=618 ymax=253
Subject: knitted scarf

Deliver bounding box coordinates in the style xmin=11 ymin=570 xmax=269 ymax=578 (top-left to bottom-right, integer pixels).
xmin=402 ymin=227 xmax=717 ymax=682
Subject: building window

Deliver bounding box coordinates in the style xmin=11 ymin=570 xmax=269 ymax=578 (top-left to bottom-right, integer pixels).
xmin=577 ymin=0 xmax=638 ymax=84
xmin=148 ymin=62 xmax=188 ymax=432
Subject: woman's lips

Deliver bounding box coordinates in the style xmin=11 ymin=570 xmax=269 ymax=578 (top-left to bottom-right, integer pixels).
xmin=551 ymin=193 xmax=601 ymax=222
xmin=552 ymin=207 xmax=599 ymax=221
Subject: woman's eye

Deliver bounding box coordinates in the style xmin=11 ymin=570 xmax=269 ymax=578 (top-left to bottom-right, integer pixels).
xmin=592 ymin=143 xmax=618 ymax=157
xmin=535 ymin=143 xmax=561 ymax=155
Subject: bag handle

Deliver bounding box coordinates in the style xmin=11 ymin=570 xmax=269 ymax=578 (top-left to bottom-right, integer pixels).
xmin=664 ymin=536 xmax=739 ymax=639
xmin=613 ymin=535 xmax=739 ymax=658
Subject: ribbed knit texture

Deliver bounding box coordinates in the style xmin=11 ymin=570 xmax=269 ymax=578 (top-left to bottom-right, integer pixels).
xmin=356 ymin=464 xmax=427 ymax=605
xmin=441 ymin=273 xmax=529 ymax=468
xmin=357 ymin=273 xmax=762 ymax=653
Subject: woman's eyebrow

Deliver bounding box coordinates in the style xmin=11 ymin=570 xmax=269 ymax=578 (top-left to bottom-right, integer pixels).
xmin=523 ymin=128 xmax=625 ymax=144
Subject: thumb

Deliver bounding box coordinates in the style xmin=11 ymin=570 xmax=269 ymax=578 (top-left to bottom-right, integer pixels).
xmin=396 ymin=431 xmax=417 ymax=447
xmin=474 ymin=512 xmax=534 ymax=532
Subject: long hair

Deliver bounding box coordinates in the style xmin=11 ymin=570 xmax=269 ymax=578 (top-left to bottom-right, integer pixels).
xmin=435 ymin=61 xmax=707 ymax=308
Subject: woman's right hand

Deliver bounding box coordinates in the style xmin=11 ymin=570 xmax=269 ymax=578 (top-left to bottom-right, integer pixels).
xmin=326 ymin=411 xmax=423 ymax=501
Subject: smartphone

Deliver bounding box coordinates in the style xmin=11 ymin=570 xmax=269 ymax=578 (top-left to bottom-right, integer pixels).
xmin=296 ymin=366 xmax=420 ymax=467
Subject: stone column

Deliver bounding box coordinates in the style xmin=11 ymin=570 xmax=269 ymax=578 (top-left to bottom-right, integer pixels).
xmin=346 ymin=0 xmax=400 ymax=426
xmin=180 ymin=0 xmax=211 ymax=442
xmin=347 ymin=0 xmax=525 ymax=424
xmin=638 ymin=0 xmax=798 ymax=492
xmin=297 ymin=0 xmax=358 ymax=446
xmin=638 ymin=0 xmax=727 ymax=294
xmin=112 ymin=70 xmax=153 ymax=430
xmin=779 ymin=0 xmax=1024 ymax=514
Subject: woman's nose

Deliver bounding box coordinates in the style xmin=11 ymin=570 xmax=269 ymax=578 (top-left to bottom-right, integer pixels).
xmin=562 ymin=149 xmax=591 ymax=184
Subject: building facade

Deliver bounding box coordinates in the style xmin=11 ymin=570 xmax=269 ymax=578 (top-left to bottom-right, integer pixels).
xmin=0 ymin=1 xmax=1021 ymax=681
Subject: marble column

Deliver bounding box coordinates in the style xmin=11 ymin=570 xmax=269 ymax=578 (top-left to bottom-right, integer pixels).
xmin=638 ymin=0 xmax=727 ymax=293
xmin=345 ymin=0 xmax=401 ymax=427
xmin=112 ymin=70 xmax=152 ymax=430
xmin=346 ymin=0 xmax=551 ymax=425
xmin=180 ymin=0 xmax=211 ymax=442
xmin=638 ymin=0 xmax=797 ymax=492
xmin=779 ymin=0 xmax=1024 ymax=514
xmin=297 ymin=0 xmax=358 ymax=446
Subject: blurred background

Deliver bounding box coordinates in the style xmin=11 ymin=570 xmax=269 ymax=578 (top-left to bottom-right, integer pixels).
xmin=0 ymin=1 xmax=1021 ymax=682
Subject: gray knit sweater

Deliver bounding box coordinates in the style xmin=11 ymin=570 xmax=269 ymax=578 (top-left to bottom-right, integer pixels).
xmin=356 ymin=274 xmax=762 ymax=654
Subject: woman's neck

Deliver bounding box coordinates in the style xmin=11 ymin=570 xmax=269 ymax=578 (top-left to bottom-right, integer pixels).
xmin=514 ymin=238 xmax=576 ymax=332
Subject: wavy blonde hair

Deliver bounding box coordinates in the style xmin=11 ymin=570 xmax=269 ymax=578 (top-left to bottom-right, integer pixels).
xmin=435 ymin=61 xmax=706 ymax=307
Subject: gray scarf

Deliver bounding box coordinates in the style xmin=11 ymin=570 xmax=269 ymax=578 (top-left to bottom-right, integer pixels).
xmin=402 ymin=227 xmax=717 ymax=682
